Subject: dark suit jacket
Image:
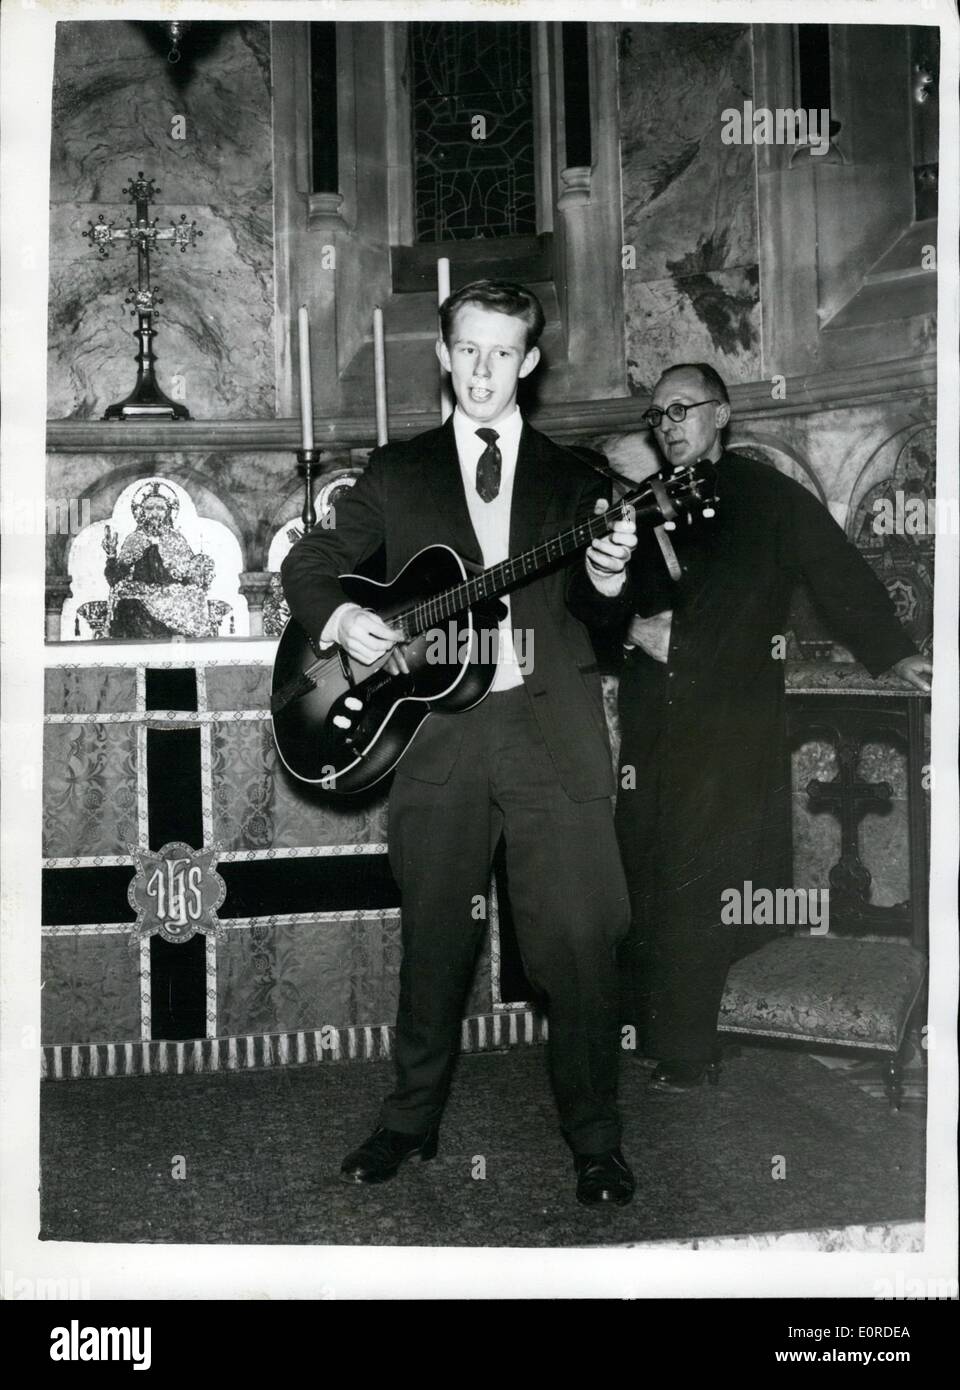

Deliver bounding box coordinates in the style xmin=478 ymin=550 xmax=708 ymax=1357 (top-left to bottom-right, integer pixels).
xmin=280 ymin=417 xmax=621 ymax=801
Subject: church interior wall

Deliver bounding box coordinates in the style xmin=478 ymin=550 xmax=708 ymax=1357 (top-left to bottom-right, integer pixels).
xmin=40 ymin=18 xmax=936 ymax=1063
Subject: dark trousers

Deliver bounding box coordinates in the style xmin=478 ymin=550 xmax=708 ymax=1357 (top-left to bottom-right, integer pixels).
xmin=615 ymin=653 xmax=776 ymax=1062
xmin=380 ymin=685 xmax=630 ymax=1154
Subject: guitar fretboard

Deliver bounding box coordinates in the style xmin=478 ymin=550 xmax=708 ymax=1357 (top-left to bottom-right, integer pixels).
xmin=394 ymin=464 xmax=712 ymax=637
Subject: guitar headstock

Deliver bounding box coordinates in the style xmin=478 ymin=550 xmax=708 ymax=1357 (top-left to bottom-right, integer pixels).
xmin=619 ymin=460 xmax=719 ymax=532
xmin=663 ymin=461 xmax=719 ymax=520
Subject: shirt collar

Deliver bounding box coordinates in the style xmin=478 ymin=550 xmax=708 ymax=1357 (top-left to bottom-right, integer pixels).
xmin=453 ymin=403 xmax=523 ymax=455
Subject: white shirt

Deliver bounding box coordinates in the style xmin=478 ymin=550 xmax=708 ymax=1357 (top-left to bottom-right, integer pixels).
xmin=452 ymin=404 xmax=525 ymax=691
xmin=320 ymin=405 xmax=526 ymax=689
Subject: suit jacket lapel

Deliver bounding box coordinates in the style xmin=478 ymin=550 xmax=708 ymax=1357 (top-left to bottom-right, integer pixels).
xmin=509 ymin=422 xmax=554 ymax=557
xmin=422 ymin=416 xmax=483 ymax=566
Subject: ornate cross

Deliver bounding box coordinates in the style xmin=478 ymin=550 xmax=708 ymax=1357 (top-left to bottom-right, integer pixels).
xmin=83 ymin=172 xmax=202 ymax=420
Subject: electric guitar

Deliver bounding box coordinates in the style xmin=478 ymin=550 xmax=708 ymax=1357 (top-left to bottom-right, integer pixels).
xmin=271 ymin=462 xmax=717 ymax=793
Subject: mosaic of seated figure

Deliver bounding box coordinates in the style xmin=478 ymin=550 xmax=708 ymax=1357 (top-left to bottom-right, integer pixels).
xmin=101 ymin=481 xmax=231 ymax=639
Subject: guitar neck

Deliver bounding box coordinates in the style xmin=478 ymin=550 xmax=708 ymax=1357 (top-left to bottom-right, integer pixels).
xmin=400 ymin=469 xmax=705 ymax=638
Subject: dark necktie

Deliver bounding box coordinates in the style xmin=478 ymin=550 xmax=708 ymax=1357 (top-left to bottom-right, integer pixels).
xmin=475 ymin=428 xmax=502 ymax=503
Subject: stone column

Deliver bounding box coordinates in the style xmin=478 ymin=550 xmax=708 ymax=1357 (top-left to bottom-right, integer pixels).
xmin=45 ymin=577 xmax=72 ymax=641
xmin=238 ymin=571 xmax=274 ymax=638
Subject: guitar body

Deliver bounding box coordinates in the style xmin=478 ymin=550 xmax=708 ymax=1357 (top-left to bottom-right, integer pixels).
xmin=272 ymin=460 xmax=718 ymax=795
xmin=271 ymin=544 xmax=499 ymax=792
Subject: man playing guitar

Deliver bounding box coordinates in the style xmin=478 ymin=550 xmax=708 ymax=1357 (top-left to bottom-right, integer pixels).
xmin=281 ymin=279 xmax=639 ymax=1206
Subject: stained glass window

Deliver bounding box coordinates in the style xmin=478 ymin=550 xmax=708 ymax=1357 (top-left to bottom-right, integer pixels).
xmin=310 ymin=23 xmax=338 ymax=194
xmin=410 ymin=21 xmax=537 ymax=242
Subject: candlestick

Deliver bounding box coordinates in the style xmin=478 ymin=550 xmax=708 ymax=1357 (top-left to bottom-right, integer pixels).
xmin=297 ymin=306 xmax=314 ymax=451
xmin=373 ymin=306 xmax=388 ymax=446
xmin=297 ymin=448 xmax=319 ymax=532
xmin=437 ymin=257 xmax=453 ymax=422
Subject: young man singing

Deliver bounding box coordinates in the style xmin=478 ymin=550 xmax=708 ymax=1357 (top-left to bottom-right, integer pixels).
xmin=282 ymin=280 xmax=639 ymax=1205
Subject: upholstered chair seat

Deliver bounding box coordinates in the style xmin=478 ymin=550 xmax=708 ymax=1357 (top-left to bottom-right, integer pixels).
xmin=718 ymin=935 xmax=927 ymax=1107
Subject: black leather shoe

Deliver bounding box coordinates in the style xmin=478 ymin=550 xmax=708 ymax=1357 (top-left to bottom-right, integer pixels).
xmin=574 ymin=1148 xmax=636 ymax=1206
xmin=650 ymin=1059 xmax=719 ymax=1092
xmin=340 ymin=1125 xmax=439 ymax=1184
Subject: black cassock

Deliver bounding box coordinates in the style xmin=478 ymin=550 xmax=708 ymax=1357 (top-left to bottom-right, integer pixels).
xmin=608 ymin=450 xmax=917 ymax=1063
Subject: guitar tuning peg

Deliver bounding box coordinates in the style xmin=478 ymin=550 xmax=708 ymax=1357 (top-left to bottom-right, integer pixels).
xmin=702 ymin=505 xmax=716 ymax=519
xmin=663 ymin=520 xmax=676 ymax=531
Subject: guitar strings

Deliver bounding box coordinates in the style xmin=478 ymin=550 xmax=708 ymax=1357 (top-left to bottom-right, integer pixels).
xmin=299 ymin=465 xmax=715 ymax=679
xmin=392 ymin=464 xmax=715 ymax=638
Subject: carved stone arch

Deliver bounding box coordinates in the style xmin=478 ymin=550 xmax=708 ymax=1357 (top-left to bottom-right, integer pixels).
xmin=256 ymin=459 xmax=340 ymax=570
xmin=264 ymin=466 xmax=364 ymax=571
xmin=70 ymin=457 xmax=253 ymax=566
xmin=846 ymin=421 xmax=936 ymax=541
xmin=727 ymin=432 xmax=827 ymax=502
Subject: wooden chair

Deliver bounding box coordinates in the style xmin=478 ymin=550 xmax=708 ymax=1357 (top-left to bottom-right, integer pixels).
xmin=715 ymin=682 xmax=929 ymax=1109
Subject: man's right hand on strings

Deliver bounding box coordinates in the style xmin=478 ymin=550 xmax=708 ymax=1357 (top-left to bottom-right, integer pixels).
xmin=337 ymin=605 xmax=410 ymax=674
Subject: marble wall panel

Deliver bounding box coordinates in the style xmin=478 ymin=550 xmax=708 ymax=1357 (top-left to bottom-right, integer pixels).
xmin=625 ymin=266 xmax=761 ymax=393
xmin=51 ymin=21 xmax=272 ymax=210
xmin=49 ymin=20 xmax=275 ymax=420
xmin=619 ymin=23 xmax=761 ymax=393
xmin=49 ymin=207 xmax=275 ymax=420
xmin=41 ymin=934 xmax=141 ymax=1044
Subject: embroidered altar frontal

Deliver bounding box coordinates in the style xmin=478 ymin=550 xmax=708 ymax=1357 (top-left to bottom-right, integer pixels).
xmin=40 ymin=655 xmax=505 ymax=1078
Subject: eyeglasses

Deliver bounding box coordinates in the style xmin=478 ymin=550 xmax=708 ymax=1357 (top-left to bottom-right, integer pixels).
xmin=641 ymin=398 xmax=719 ymax=429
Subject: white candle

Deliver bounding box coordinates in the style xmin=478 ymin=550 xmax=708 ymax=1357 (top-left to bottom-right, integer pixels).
xmin=297 ymin=305 xmax=314 ymax=451
xmin=437 ymin=256 xmax=451 ymax=306
xmin=373 ymin=306 xmax=388 ymax=446
xmin=437 ymin=257 xmax=453 ymax=422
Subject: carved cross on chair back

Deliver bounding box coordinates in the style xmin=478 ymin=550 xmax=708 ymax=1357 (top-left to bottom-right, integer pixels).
xmin=796 ymin=695 xmax=928 ymax=949
xmin=717 ymin=684 xmax=929 ymax=1110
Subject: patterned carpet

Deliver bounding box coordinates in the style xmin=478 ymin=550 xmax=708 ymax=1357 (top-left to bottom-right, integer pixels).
xmin=40 ymin=1044 xmax=925 ymax=1248
xmin=810 ymin=1026 xmax=928 ymax=1114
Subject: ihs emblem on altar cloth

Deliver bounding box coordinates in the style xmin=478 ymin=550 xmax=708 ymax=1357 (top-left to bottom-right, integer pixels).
xmin=128 ymin=843 xmax=226 ymax=945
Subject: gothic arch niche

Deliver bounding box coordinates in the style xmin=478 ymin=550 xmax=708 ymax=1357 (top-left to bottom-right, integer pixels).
xmin=262 ymin=470 xmax=360 ymax=637
xmin=728 ymin=435 xmax=826 ymax=501
xmin=63 ymin=476 xmax=248 ymax=641
xmin=846 ymin=423 xmax=936 ymax=656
